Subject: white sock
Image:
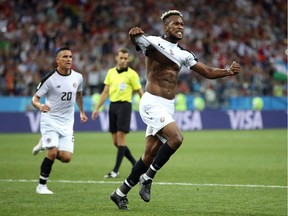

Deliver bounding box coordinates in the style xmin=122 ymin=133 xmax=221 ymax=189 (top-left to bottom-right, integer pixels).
xmin=143 ymin=173 xmax=152 ymax=181
xmin=116 ymin=188 xmax=126 ymax=197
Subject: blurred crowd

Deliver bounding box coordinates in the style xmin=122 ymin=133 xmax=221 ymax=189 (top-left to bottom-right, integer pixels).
xmin=0 ymin=0 xmax=287 ymax=108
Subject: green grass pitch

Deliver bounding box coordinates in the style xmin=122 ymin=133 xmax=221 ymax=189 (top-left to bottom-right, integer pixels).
xmin=0 ymin=129 xmax=287 ymax=216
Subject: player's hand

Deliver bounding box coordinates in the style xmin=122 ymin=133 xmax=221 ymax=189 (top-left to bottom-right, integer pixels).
xmin=129 ymin=27 xmax=144 ymax=36
xmin=91 ymin=110 xmax=99 ymax=121
xmin=228 ymin=61 xmax=241 ymax=75
xmin=129 ymin=27 xmax=144 ymax=44
xmin=39 ymin=104 xmax=50 ymax=113
xmin=80 ymin=112 xmax=88 ymax=124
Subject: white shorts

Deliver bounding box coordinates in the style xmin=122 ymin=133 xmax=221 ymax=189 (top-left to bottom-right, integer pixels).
xmin=41 ymin=122 xmax=74 ymax=153
xmin=139 ymin=92 xmax=175 ymax=143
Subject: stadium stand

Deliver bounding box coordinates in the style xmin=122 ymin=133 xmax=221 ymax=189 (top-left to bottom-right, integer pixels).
xmin=0 ymin=0 xmax=286 ymax=109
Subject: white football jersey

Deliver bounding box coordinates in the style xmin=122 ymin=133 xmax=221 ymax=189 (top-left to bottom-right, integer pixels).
xmin=36 ymin=69 xmax=83 ymax=135
xmin=137 ymin=35 xmax=198 ymax=69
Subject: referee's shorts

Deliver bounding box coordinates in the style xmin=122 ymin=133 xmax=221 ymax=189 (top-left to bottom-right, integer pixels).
xmin=109 ymin=101 xmax=132 ymax=133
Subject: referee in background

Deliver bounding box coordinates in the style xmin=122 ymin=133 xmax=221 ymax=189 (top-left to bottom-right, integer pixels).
xmin=92 ymin=48 xmax=143 ymax=178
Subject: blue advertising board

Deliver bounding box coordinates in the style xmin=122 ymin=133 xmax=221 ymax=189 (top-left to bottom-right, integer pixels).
xmin=0 ymin=110 xmax=286 ymax=133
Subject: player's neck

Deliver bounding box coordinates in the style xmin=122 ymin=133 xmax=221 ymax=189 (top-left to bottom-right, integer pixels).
xmin=163 ymin=35 xmax=178 ymax=44
xmin=57 ymin=67 xmax=71 ymax=75
xmin=116 ymin=67 xmax=128 ymax=73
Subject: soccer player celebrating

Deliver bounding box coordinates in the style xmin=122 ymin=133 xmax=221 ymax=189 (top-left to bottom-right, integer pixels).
xmin=31 ymin=47 xmax=88 ymax=194
xmin=110 ymin=10 xmax=240 ymax=209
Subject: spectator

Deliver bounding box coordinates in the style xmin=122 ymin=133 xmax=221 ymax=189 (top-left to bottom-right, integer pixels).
xmin=0 ymin=0 xmax=286 ymax=106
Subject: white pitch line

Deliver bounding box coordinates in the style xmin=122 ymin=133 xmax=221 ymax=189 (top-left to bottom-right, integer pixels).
xmin=0 ymin=179 xmax=287 ymax=189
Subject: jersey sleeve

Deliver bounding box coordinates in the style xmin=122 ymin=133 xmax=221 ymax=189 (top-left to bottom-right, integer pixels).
xmin=184 ymin=52 xmax=198 ymax=69
xmin=104 ymin=69 xmax=111 ymax=85
xmin=35 ymin=71 xmax=55 ymax=97
xmin=134 ymin=35 xmax=151 ymax=54
xmin=36 ymin=82 xmax=49 ymax=97
xmin=130 ymin=70 xmax=142 ymax=91
xmin=77 ymin=74 xmax=83 ymax=92
xmin=35 ymin=78 xmax=50 ymax=97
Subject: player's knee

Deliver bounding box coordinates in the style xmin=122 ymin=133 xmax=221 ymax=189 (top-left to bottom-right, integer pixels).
xmin=170 ymin=134 xmax=183 ymax=149
xmin=47 ymin=148 xmax=57 ymax=160
xmin=60 ymin=157 xmax=71 ymax=163
xmin=57 ymin=152 xmax=72 ymax=163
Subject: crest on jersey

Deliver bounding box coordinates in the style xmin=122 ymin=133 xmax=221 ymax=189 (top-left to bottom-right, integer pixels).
xmin=73 ymin=83 xmax=77 ymax=88
xmin=160 ymin=117 xmax=165 ymax=122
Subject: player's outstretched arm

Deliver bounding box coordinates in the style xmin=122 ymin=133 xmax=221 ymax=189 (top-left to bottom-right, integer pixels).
xmin=191 ymin=61 xmax=241 ymax=79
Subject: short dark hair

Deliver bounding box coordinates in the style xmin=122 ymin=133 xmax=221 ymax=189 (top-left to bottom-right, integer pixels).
xmin=55 ymin=47 xmax=70 ymax=56
xmin=161 ymin=10 xmax=183 ymax=22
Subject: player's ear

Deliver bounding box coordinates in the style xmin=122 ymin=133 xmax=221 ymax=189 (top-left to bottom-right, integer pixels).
xmin=163 ymin=25 xmax=167 ymax=31
xmin=163 ymin=25 xmax=169 ymax=35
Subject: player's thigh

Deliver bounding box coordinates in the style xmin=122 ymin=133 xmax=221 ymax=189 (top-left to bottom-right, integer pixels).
xmin=42 ymin=130 xmax=59 ymax=149
xmin=58 ymin=134 xmax=74 ymax=153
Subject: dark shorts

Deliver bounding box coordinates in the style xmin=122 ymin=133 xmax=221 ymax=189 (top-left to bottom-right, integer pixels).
xmin=109 ymin=101 xmax=132 ymax=133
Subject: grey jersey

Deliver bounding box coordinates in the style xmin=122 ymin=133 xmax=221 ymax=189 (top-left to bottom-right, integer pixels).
xmin=36 ymin=69 xmax=83 ymax=135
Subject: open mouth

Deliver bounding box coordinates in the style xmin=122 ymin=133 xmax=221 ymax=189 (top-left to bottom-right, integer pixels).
xmin=176 ymin=32 xmax=183 ymax=37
